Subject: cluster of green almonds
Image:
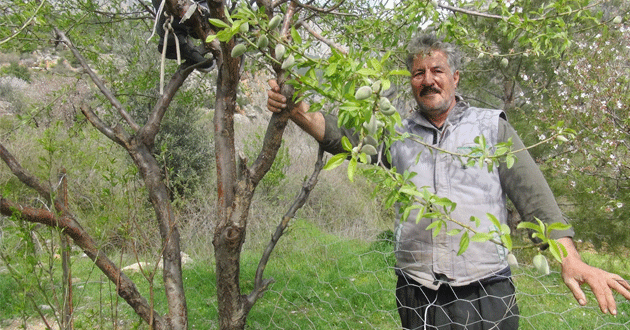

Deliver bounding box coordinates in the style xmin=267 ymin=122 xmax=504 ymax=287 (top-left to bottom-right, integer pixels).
xmin=354 ymin=85 xmax=397 ymax=117
xmin=229 ymin=14 xmax=295 ymax=70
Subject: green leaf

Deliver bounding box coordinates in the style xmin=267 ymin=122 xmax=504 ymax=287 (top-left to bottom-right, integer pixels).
xmin=517 ymin=221 xmax=542 ymax=233
xmin=368 ymin=58 xmax=380 ymax=71
xmin=291 ymin=26 xmax=302 ymax=44
xmin=357 ymin=68 xmax=379 ymax=76
xmin=401 ymin=205 xmax=412 ymax=222
xmin=205 ymin=34 xmax=218 ymax=43
xmin=548 ymin=240 xmax=563 ymax=263
xmin=209 ymin=18 xmax=231 ymax=29
xmin=426 ymin=220 xmax=443 ymax=237
xmin=341 ymin=136 xmax=353 ymax=152
xmin=547 ymin=222 xmax=572 ymax=233
xmin=506 ymin=154 xmax=515 ymax=168
xmin=470 ymin=216 xmax=481 ymax=227
xmin=500 ymin=224 xmax=511 ymax=235
xmin=486 ymin=213 xmax=501 ymax=230
xmin=446 ymin=229 xmax=462 ymax=236
xmin=399 ymin=186 xmax=422 ymax=197
xmin=323 ymin=153 xmax=347 ymax=170
xmin=500 ymin=233 xmax=512 ymax=251
xmin=347 ymin=157 xmax=357 ymax=182
xmin=414 ymin=206 xmax=426 ymax=223
xmin=432 ymin=196 xmax=456 ymax=211
xmin=423 ymin=212 xmax=442 ymax=219
xmin=471 ymin=232 xmax=494 ymax=242
xmin=457 ymin=232 xmax=470 ymax=255
xmin=389 ymin=69 xmax=411 ymax=76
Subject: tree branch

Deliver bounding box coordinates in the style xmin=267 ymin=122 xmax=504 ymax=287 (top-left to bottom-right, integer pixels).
xmin=53 ymin=27 xmax=141 ymax=132
xmin=0 ymin=143 xmax=52 ymax=202
xmin=249 ymin=1 xmax=300 ymax=185
xmin=0 ymin=197 xmax=168 ymax=330
xmin=139 ymin=64 xmax=195 ymax=146
xmin=250 ymin=147 xmax=325 ymax=305
xmin=294 ymin=0 xmax=355 ymax=17
xmin=80 ymin=104 xmax=130 ymax=148
xmin=438 ymin=3 xmax=503 ymax=20
xmin=298 ymin=20 xmax=348 ymax=55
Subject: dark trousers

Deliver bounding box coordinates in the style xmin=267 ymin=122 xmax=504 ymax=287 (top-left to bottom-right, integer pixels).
xmin=396 ymin=275 xmax=519 ymax=330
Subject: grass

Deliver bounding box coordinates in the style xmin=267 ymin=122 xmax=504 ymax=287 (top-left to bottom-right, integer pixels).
xmin=1 ymin=221 xmax=629 ymax=329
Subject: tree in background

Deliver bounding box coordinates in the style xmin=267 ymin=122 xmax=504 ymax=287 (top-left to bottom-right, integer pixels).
xmin=0 ymin=0 xmax=627 ymax=329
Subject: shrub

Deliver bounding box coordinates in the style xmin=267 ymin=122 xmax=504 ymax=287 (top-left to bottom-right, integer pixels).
xmin=0 ymin=62 xmax=31 ymax=83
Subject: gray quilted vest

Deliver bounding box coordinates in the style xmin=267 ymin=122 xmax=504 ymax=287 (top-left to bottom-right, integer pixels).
xmin=391 ymin=101 xmax=509 ymax=290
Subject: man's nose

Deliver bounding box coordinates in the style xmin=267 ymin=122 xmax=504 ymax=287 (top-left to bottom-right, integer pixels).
xmin=421 ymin=72 xmax=435 ymax=86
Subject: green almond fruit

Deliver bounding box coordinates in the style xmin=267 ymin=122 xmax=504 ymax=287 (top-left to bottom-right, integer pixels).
xmin=612 ymin=16 xmax=622 ymax=24
xmin=500 ymin=58 xmax=509 ymax=68
xmin=380 ymin=105 xmax=397 ymax=116
xmin=532 ymin=254 xmax=550 ymax=275
xmin=268 ymin=15 xmax=282 ymax=30
xmin=231 ymin=44 xmax=247 ymax=58
xmin=507 ymin=253 xmax=518 ymax=268
xmin=355 ymin=86 xmax=372 ymax=100
xmin=239 ymin=22 xmax=249 ymax=33
xmin=256 ymin=35 xmax=269 ymax=49
xmin=379 ymin=96 xmax=391 ymax=109
xmin=275 ymin=44 xmax=286 ymax=61
xmin=361 ymin=144 xmax=378 ymax=156
xmin=362 ymin=115 xmax=377 ymax=135
xmin=371 ymin=80 xmax=381 ymax=92
xmin=281 ymin=55 xmax=295 ymax=70
xmin=363 ymin=135 xmax=378 ymax=147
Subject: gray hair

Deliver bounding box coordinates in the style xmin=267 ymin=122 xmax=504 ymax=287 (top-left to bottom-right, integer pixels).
xmin=406 ymin=33 xmax=461 ymax=73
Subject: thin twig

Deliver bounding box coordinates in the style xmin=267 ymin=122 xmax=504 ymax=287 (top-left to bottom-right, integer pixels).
xmin=298 ymin=20 xmax=348 ymax=55
xmin=0 ymin=0 xmax=47 ymax=45
xmin=53 ymin=27 xmax=141 ymax=132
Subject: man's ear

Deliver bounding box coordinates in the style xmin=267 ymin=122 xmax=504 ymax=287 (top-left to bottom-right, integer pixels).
xmin=453 ymin=70 xmax=460 ymax=86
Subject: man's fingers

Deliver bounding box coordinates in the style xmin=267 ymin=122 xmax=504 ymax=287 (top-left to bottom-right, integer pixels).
xmin=564 ymin=277 xmax=587 ymax=306
xmin=267 ymin=94 xmax=287 ymax=113
xmin=267 ymin=92 xmax=286 ymax=107
xmin=589 ymin=278 xmax=616 ymax=314
xmin=268 ymin=79 xmax=279 ymax=91
xmin=614 ymin=277 xmax=630 ymax=293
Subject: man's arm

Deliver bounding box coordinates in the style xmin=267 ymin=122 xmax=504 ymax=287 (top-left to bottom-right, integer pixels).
xmin=267 ymin=80 xmax=364 ymax=156
xmin=267 ymin=80 xmax=325 ymax=141
xmin=498 ymin=119 xmax=630 ymax=315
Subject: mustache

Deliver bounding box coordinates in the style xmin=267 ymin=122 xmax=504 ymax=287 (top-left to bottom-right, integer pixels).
xmin=420 ymin=86 xmax=440 ymax=96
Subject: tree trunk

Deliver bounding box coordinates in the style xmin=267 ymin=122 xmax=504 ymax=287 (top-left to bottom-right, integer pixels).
xmin=211 ymin=3 xmax=247 ymax=324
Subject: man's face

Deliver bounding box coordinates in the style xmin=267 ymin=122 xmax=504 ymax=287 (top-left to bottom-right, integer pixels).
xmin=410 ymin=50 xmax=460 ymax=120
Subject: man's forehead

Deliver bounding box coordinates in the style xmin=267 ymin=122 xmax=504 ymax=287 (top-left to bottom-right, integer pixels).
xmin=412 ymin=51 xmax=450 ymax=68
xmin=413 ymin=49 xmax=447 ymax=61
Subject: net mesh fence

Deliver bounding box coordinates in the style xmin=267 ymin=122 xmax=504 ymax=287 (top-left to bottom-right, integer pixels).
xmin=232 ymin=220 xmax=630 ymax=330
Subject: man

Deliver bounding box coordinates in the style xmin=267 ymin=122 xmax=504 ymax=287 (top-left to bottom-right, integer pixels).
xmin=266 ymin=33 xmax=630 ymax=329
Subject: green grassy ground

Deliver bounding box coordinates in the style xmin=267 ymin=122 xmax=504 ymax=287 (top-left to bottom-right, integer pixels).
xmin=1 ymin=220 xmax=629 ymax=329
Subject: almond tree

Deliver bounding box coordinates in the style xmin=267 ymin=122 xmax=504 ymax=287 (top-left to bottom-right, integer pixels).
xmin=0 ymin=0 xmax=617 ymax=329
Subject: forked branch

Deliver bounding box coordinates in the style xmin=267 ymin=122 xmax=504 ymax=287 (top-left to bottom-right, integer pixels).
xmin=250 ymin=147 xmax=325 ymax=304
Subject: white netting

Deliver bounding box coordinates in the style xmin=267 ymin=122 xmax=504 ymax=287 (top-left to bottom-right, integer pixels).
xmin=225 ymin=221 xmax=630 ymax=330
